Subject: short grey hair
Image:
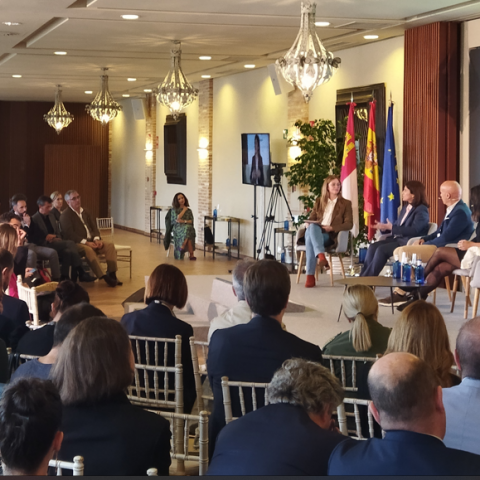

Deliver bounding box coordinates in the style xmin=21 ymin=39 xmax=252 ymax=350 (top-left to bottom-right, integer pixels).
xmin=232 ymin=259 xmax=255 ymax=301
xmin=267 ymin=358 xmax=344 ymax=415
xmin=64 ymin=190 xmax=78 ymax=202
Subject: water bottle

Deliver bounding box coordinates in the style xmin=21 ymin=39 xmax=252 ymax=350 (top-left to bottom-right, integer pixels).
xmin=232 ymin=236 xmax=238 ymax=247
xmin=277 ymin=246 xmax=282 ymax=261
xmin=281 ymin=248 xmax=285 ymax=264
xmin=284 ymin=218 xmax=289 ymax=230
xmin=392 ymin=255 xmax=401 ymax=279
xmin=226 ymin=237 xmax=230 ymax=247
xmin=213 ymin=208 xmax=217 ymax=219
xmin=415 ymin=260 xmax=425 ymax=285
xmin=402 ymin=253 xmax=411 ymax=283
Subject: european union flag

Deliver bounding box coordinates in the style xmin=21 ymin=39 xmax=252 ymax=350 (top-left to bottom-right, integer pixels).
xmin=380 ymin=104 xmax=400 ymax=223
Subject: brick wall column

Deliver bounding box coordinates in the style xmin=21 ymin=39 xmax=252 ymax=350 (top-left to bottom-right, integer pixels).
xmin=108 ymin=124 xmax=112 ymax=217
xmin=197 ymin=79 xmax=213 ymax=243
xmin=145 ymin=93 xmax=157 ymax=233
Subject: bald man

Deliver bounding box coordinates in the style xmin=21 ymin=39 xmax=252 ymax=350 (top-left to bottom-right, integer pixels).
xmin=443 ymin=317 xmax=480 ymax=455
xmin=328 ymin=353 xmax=480 ymax=475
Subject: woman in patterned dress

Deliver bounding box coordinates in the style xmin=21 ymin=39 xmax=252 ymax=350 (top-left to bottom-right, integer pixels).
xmin=171 ymin=192 xmax=196 ymax=260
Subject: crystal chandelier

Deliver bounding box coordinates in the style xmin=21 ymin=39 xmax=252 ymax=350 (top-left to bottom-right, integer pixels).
xmin=43 ymin=85 xmax=74 ymax=135
xmin=157 ymin=41 xmax=198 ymax=119
xmin=86 ymin=67 xmax=122 ymax=125
xmin=276 ymin=2 xmax=340 ymax=103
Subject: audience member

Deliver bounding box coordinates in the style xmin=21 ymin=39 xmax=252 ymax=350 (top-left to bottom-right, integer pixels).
xmin=121 ymin=263 xmax=196 ymax=413
xmin=328 ymin=353 xmax=480 ymax=475
xmin=11 ymin=303 xmax=105 ymax=382
xmin=207 ymin=260 xmax=323 ymax=455
xmin=443 ymin=317 xmax=480 ymax=454
xmin=60 ymin=190 xmax=121 ymax=287
xmin=0 ymin=288 xmax=10 ymax=383
xmin=385 ymin=300 xmax=457 ymax=387
xmin=0 ymin=213 xmax=28 ymax=281
xmin=52 ymin=317 xmax=171 ymax=476
xmin=208 ymin=358 xmax=347 ymax=475
xmin=0 ymin=378 xmax=63 ymax=476
xmin=16 ymin=280 xmax=89 ymax=356
xmin=50 ymin=191 xmax=64 ymax=222
xmin=0 ymin=223 xmax=22 ymax=298
xmin=31 ymin=196 xmax=95 ymax=282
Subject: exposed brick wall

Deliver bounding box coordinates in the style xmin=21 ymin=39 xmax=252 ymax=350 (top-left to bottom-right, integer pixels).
xmin=144 ymin=94 xmax=157 ymax=233
xmin=197 ymin=79 xmax=213 ymax=243
xmin=108 ymin=124 xmax=112 ymax=217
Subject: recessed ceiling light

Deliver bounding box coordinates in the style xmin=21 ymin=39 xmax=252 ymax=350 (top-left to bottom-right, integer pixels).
xmin=364 ymin=35 xmax=379 ymax=40
xmin=244 ymin=64 xmax=255 ymax=69
xmin=121 ymin=15 xmax=139 ymax=20
xmin=85 ymin=90 xmax=93 ymax=94
xmin=54 ymin=51 xmax=67 ymax=55
xmin=2 ymin=22 xmax=21 ymax=26
xmin=127 ymin=78 xmax=136 ymax=82
xmin=122 ymin=94 xmax=130 ymax=97
xmin=12 ymin=74 xmax=21 ymax=78
xmin=144 ymin=89 xmax=152 ymax=92
xmin=315 ymin=21 xmax=330 ymax=27
xmin=201 ymin=75 xmax=211 ymax=79
xmin=199 ymin=56 xmax=211 ymax=60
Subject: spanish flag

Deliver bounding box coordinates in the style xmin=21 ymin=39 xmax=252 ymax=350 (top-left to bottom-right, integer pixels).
xmin=363 ymin=101 xmax=380 ymax=241
xmin=340 ymin=102 xmax=359 ymax=238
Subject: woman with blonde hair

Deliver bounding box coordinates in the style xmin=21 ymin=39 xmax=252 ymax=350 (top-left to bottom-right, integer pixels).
xmin=303 ymin=175 xmax=353 ymax=288
xmin=324 ymin=284 xmax=391 ymax=357
xmin=385 ymin=300 xmax=457 ymax=387
xmin=50 ymin=191 xmax=64 ymax=222
xmin=0 ymin=223 xmax=22 ymax=298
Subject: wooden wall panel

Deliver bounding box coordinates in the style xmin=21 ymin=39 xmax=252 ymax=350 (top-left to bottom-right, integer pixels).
xmin=44 ymin=145 xmax=102 ymax=220
xmin=403 ymin=22 xmax=460 ymax=224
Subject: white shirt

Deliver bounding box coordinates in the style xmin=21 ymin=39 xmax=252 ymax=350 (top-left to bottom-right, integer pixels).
xmin=322 ymin=198 xmax=338 ymax=226
xmin=70 ymin=206 xmax=100 ymax=244
xmin=445 ymin=200 xmax=460 ymax=219
xmin=208 ymin=301 xmax=252 ymax=342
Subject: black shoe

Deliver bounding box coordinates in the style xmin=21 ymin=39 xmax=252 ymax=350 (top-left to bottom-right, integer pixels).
xmin=397 ymin=296 xmax=417 ymax=312
xmin=79 ymin=273 xmax=96 ymax=283
xmin=108 ymin=271 xmax=122 ymax=286
xmin=102 ymin=275 xmax=117 ymax=287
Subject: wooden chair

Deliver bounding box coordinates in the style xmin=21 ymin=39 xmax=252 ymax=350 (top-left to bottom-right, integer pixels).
xmin=189 ymin=337 xmax=211 ymax=413
xmin=468 ymin=258 xmax=480 ymax=318
xmin=96 ymin=217 xmax=133 ymax=278
xmin=450 ymin=255 xmax=480 ymax=319
xmin=221 ymin=377 xmax=269 ymax=424
xmin=323 ymin=354 xmax=376 ymax=393
xmin=16 ymin=276 xmax=58 ymax=326
xmin=336 ymin=398 xmax=376 ymax=440
xmin=49 ymin=456 xmax=84 ymax=476
xmin=8 ymin=353 xmax=39 ymax=380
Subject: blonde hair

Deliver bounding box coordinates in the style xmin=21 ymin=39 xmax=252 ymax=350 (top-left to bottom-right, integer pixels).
xmin=318 ymin=175 xmax=342 ymax=216
xmin=385 ymin=300 xmax=454 ymax=387
xmin=0 ymin=224 xmax=18 ymax=257
xmin=343 ymin=285 xmax=378 ymax=353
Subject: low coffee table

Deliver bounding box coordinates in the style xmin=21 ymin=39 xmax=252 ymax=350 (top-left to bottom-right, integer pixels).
xmin=336 ymin=276 xmax=424 ymax=319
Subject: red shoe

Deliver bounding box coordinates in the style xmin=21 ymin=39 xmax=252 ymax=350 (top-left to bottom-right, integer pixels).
xmin=190 ymin=256 xmax=197 ymax=261
xmin=317 ymin=253 xmax=330 ymax=271
xmin=305 ymin=275 xmax=315 ymax=288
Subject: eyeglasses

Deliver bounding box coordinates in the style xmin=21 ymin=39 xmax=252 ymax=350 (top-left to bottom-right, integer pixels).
xmin=70 ymin=195 xmax=80 ymax=201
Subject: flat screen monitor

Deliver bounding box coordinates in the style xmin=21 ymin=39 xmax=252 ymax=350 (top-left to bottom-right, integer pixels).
xmin=241 ymin=133 xmax=271 ymax=187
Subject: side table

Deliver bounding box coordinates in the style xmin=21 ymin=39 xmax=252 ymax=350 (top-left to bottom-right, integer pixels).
xmin=203 ymin=216 xmax=241 ymax=260
xmin=274 ymin=228 xmax=297 ymax=273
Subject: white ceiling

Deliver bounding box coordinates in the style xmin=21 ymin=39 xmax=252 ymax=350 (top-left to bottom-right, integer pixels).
xmin=0 ymin=0 xmax=479 ymax=102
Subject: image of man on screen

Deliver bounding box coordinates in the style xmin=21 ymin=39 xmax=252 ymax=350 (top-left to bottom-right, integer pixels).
xmin=250 ymin=134 xmax=265 ymax=186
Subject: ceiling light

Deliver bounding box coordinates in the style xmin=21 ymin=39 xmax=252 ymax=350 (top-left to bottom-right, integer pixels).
xmin=157 ymin=40 xmax=198 ymax=120
xmin=199 ymin=56 xmax=211 ymax=60
xmin=121 ymin=15 xmax=138 ymax=20
xmin=86 ymin=67 xmax=122 ymax=126
xmin=315 ymin=21 xmax=330 ymax=27
xmin=127 ymin=78 xmax=136 ymax=82
xmin=85 ymin=90 xmax=93 ymax=94
xmin=364 ymin=34 xmax=379 ymax=39
xmin=2 ymin=22 xmax=21 ymax=26
xmin=276 ymin=2 xmax=340 ymax=103
xmin=122 ymin=94 xmax=130 ymax=97
xmin=144 ymin=89 xmax=152 ymax=92
xmin=12 ymin=74 xmax=21 ymax=78
xmin=54 ymin=51 xmax=67 ymax=55
xmin=44 ymin=85 xmax=74 ymax=135
xmin=244 ymin=64 xmax=255 ymax=69
xmin=201 ymin=75 xmax=211 ymax=79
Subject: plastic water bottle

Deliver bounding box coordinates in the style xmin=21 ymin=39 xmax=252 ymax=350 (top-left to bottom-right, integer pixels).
xmin=213 ymin=208 xmax=217 ymax=219
xmin=281 ymin=248 xmax=285 ymax=264
xmin=232 ymin=236 xmax=238 ymax=247
xmin=226 ymin=237 xmax=230 ymax=247
xmin=392 ymin=255 xmax=401 ymax=279
xmin=402 ymin=253 xmax=411 ymax=282
xmin=415 ymin=260 xmax=425 ymax=285
xmin=284 ymin=218 xmax=289 ymax=230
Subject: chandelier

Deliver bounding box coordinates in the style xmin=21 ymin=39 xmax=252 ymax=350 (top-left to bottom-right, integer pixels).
xmin=86 ymin=67 xmax=122 ymax=125
xmin=157 ymin=41 xmax=198 ymax=119
xmin=43 ymin=85 xmax=74 ymax=135
xmin=276 ymin=2 xmax=340 ymax=103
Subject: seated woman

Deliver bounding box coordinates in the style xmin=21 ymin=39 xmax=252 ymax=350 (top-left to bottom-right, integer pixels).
xmin=52 ymin=317 xmax=171 ymax=476
xmin=0 ymin=221 xmax=27 ymax=298
xmin=170 ymin=192 xmax=196 ymax=260
xmin=396 ymin=184 xmax=480 ymax=311
xmin=50 ymin=191 xmax=64 ymax=222
xmin=385 ymin=300 xmax=458 ymax=387
xmin=121 ymin=263 xmax=196 ymax=413
xmin=303 ymin=175 xmax=353 ymax=288
xmin=360 ymin=180 xmax=430 ymax=277
xmin=0 ymin=378 xmax=63 ymax=476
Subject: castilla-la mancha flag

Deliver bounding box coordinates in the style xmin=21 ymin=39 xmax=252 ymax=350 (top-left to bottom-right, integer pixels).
xmin=340 ymin=102 xmax=359 ymax=237
xmin=363 ymin=100 xmax=380 ymax=241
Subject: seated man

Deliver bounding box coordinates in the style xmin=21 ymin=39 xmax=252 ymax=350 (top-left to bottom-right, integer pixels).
xmin=10 ymin=193 xmax=62 ymax=282
xmin=60 ymin=190 xmax=121 ymax=287
xmin=443 ymin=317 xmax=480 ymax=454
xmin=328 ymin=352 xmax=480 ymax=475
xmin=207 ymin=260 xmax=323 ymax=456
xmin=31 ymin=196 xmax=95 ymax=283
xmin=208 ymin=358 xmax=347 ymax=475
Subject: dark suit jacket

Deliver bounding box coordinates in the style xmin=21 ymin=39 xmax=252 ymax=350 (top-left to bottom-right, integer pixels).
xmin=207 ymin=315 xmax=323 ymax=455
xmin=328 ymin=430 xmax=480 ymax=475
xmin=14 ymin=246 xmax=28 ymax=278
xmin=31 ymin=211 xmax=60 ymax=246
xmin=422 ymin=199 xmax=474 ymax=247
xmin=59 ymin=393 xmax=171 ymax=476
xmin=59 ymin=206 xmax=101 ymax=244
xmin=1 ymin=294 xmax=29 ymax=329
xmin=207 ymin=403 xmax=347 ymax=475
xmin=121 ymin=302 xmax=196 ymax=414
xmin=390 ymin=203 xmax=429 ymax=246
xmin=16 ymin=324 xmax=54 ymax=356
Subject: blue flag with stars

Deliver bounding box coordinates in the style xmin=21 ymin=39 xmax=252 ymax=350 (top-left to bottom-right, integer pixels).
xmin=380 ymin=103 xmax=400 ymax=223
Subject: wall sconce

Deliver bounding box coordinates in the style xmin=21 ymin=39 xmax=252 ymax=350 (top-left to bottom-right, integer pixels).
xmin=197 ymin=137 xmax=209 ymax=160
xmin=145 ymin=140 xmax=153 ymax=164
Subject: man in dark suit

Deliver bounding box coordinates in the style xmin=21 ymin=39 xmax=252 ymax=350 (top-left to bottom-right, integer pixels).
xmin=207 ymin=260 xmax=323 ymax=456
xmin=208 ymin=358 xmax=347 ymax=475
xmin=60 ymin=190 xmax=120 ymax=287
xmin=328 ymin=352 xmax=480 ymax=475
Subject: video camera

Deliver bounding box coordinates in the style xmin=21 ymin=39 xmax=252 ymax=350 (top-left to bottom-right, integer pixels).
xmin=270 ymin=163 xmax=287 ymax=184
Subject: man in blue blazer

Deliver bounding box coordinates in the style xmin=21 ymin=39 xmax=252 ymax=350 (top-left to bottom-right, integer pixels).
xmin=207 ymin=260 xmax=323 ymax=457
xmin=328 ymin=352 xmax=480 ymax=475
xmin=208 ymin=358 xmax=347 ymax=475
xmin=361 ymin=181 xmax=430 ymax=277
